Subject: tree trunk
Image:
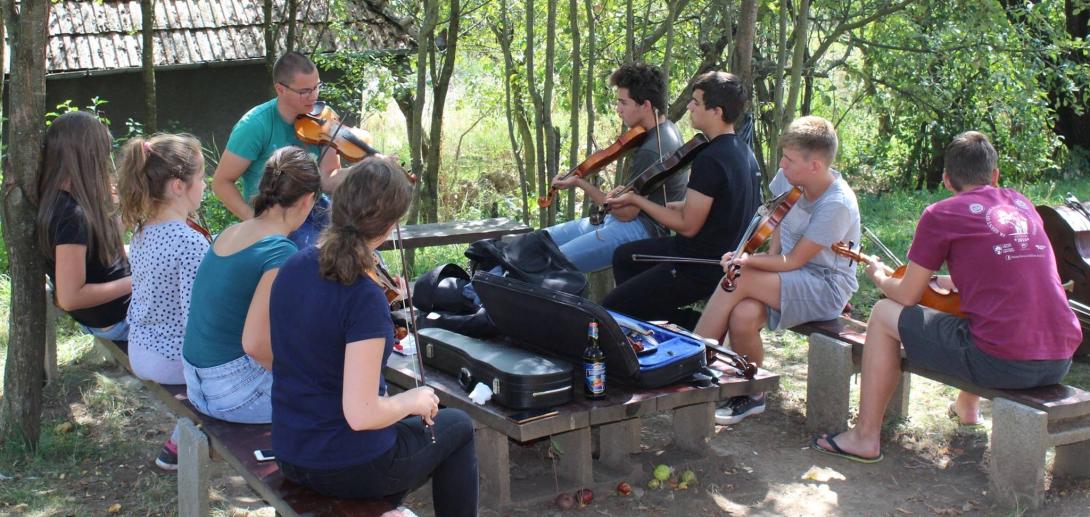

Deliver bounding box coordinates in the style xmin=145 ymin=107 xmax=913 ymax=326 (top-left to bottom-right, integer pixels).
xmin=582 ymin=0 xmax=597 ymax=217
xmin=409 ymin=1 xmax=437 ymax=225
xmin=0 ymin=0 xmax=50 ymax=450
xmin=421 ymin=0 xmax=461 ymax=224
xmin=730 ymin=0 xmax=759 ymax=97
xmin=525 ymin=0 xmax=548 ymax=227
xmin=285 ymin=0 xmax=298 ymax=53
xmin=141 ymin=0 xmax=157 ymax=133
xmin=263 ymin=0 xmax=276 ymax=96
xmin=625 ymin=0 xmax=634 ymax=62
xmin=493 ymin=0 xmax=530 ymax=225
xmin=566 ymin=0 xmax=582 ymax=222
xmin=542 ymin=0 xmax=558 ymax=226
xmin=782 ymin=0 xmax=811 ymax=126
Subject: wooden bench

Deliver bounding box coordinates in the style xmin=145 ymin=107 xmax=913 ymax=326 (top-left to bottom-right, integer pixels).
xmin=383 ymin=351 xmax=779 ymax=508
xmin=90 ymin=337 xmax=396 ymax=517
xmin=791 ymin=317 xmax=1090 ymax=509
xmin=377 ymin=217 xmax=532 ymax=251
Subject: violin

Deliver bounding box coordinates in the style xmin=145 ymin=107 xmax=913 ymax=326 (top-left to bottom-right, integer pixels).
xmin=830 ymin=241 xmax=965 ymax=317
xmin=295 ymin=102 xmax=380 ymax=163
xmin=720 ymin=187 xmax=803 ymax=292
xmin=537 ymin=126 xmax=648 ymax=208
xmin=186 ymin=216 xmax=213 ymax=244
xmin=589 ymin=133 xmax=711 ymax=225
xmin=366 ymin=252 xmax=410 ymax=340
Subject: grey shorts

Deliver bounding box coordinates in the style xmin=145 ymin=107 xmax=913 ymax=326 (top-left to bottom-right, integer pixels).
xmin=767 ymin=267 xmax=853 ymax=330
xmin=898 ymin=305 xmax=1071 ymax=390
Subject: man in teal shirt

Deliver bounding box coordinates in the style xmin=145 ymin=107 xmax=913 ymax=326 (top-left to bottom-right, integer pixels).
xmin=212 ymin=52 xmax=344 ymax=248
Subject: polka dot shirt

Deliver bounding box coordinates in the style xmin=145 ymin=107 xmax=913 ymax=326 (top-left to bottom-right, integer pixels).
xmin=126 ymin=220 xmax=210 ymax=361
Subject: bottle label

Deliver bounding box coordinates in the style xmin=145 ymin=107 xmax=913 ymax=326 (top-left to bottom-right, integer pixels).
xmin=584 ymin=361 xmax=605 ymax=396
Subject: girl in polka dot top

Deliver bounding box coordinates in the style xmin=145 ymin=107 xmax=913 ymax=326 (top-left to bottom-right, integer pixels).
xmin=118 ymin=133 xmax=211 ymax=470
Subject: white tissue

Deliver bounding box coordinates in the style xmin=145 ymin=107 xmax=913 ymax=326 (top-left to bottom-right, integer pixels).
xmin=468 ymin=382 xmax=493 ymax=405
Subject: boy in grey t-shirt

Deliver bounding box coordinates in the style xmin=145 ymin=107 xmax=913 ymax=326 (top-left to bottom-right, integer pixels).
xmin=693 ymin=116 xmax=861 ymax=425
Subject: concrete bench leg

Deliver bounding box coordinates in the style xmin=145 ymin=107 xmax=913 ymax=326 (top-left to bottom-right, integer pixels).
xmin=475 ymin=427 xmax=510 ymax=508
xmin=554 ymin=427 xmax=593 ymax=487
xmin=673 ymin=402 xmax=714 ymax=452
xmin=1054 ymin=439 xmax=1090 ymax=478
xmin=990 ymin=398 xmax=1047 ymax=510
xmin=178 ymin=418 xmax=210 ymax=517
xmin=44 ymin=295 xmax=60 ymax=384
xmin=806 ymin=333 xmax=853 ymax=434
xmin=599 ymin=418 xmax=641 ymax=471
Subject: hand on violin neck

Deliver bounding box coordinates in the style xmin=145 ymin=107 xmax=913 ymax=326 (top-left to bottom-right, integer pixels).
xmin=551 ymin=174 xmax=583 ymax=190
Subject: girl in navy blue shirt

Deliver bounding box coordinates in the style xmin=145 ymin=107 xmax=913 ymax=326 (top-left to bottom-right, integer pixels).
xmin=269 ymin=157 xmax=477 ymax=514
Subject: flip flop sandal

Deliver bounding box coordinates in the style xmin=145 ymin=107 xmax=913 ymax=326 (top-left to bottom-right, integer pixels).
xmin=810 ymin=433 xmax=883 ymax=464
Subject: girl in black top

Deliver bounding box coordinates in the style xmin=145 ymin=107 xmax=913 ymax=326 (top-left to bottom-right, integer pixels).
xmin=37 ymin=111 xmax=132 ymax=343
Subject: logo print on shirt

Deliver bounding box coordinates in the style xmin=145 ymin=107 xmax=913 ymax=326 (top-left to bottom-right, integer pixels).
xmin=986 ymin=207 xmax=1030 ymax=237
xmin=1015 ymin=199 xmax=1028 ymax=210
xmin=969 ymin=203 xmax=984 ymax=214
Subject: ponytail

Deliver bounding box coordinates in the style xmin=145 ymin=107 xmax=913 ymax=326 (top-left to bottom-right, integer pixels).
xmin=252 ymin=146 xmax=321 ymax=216
xmin=117 ymin=133 xmax=203 ymax=228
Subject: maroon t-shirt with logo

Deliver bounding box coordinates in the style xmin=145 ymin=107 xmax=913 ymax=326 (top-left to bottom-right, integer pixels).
xmin=907 ymin=185 xmax=1081 ymax=361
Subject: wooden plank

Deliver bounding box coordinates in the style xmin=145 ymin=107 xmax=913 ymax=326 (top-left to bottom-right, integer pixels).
xmin=377 ymin=218 xmax=533 ymax=251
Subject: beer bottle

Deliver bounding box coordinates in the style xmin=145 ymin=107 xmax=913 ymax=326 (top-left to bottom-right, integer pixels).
xmin=583 ymin=321 xmax=606 ymax=399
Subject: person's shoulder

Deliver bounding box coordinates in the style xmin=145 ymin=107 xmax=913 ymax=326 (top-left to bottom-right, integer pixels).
xmin=234 ymin=99 xmax=279 ymax=130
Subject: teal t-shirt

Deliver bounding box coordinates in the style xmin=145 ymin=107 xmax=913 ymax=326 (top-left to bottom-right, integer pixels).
xmin=224 ymin=99 xmax=321 ymax=201
xmin=183 ymin=235 xmax=298 ymax=368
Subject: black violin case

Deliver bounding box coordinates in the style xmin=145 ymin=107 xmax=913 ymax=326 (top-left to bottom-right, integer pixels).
xmin=1038 ymin=200 xmax=1090 ymax=356
xmin=417 ymin=327 xmax=574 ymax=409
xmin=473 ymin=271 xmax=707 ymax=388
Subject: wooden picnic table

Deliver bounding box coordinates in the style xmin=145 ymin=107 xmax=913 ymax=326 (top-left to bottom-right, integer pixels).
xmin=378 ymin=217 xmax=531 ymax=251
xmin=384 ymin=350 xmax=779 ymax=507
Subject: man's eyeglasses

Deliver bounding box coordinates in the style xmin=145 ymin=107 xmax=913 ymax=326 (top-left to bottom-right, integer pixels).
xmin=279 ymin=81 xmax=323 ymax=98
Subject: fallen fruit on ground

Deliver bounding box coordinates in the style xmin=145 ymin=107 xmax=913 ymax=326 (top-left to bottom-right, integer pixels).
xmin=576 ymin=488 xmax=594 ymax=506
xmin=653 ymin=464 xmax=671 ymax=481
xmin=681 ymin=469 xmax=697 ymax=484
xmin=616 ymin=481 xmax=633 ymax=496
xmin=647 ymin=478 xmax=661 ymax=489
xmin=554 ymin=492 xmax=575 ymax=510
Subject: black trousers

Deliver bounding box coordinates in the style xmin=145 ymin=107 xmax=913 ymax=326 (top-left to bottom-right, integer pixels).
xmin=602 ymin=237 xmax=723 ymax=330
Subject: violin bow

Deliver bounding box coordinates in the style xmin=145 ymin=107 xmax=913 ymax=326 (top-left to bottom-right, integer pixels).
xmin=393 ymin=223 xmax=437 ymax=444
xmin=862 ymin=226 xmax=904 ymax=267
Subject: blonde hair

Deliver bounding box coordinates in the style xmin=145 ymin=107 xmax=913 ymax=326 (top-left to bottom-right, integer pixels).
xmin=117 ymin=133 xmax=203 ymax=228
xmin=318 ymin=157 xmax=412 ymax=285
xmin=780 ymin=116 xmax=838 ymax=165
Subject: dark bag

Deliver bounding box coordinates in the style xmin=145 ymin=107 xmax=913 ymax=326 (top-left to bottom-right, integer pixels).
xmin=473 ymin=271 xmax=706 ymax=389
xmin=413 ymin=263 xmax=498 ymax=337
xmin=418 ymin=327 xmax=574 ymax=409
xmin=465 ymin=230 xmax=587 ymax=297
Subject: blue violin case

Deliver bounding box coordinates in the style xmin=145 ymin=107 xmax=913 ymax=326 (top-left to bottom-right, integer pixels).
xmin=473 ymin=271 xmax=707 ymax=389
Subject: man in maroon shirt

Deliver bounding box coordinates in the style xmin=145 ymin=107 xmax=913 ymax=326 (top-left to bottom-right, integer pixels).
xmin=811 ymin=131 xmax=1081 ymax=463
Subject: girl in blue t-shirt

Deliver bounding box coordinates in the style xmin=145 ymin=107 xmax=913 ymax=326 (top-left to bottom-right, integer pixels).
xmin=269 ymin=158 xmax=477 ymax=514
xmin=117 ymin=132 xmax=211 ymax=470
xmin=36 ymin=111 xmax=132 ymax=343
xmin=182 ymin=147 xmax=320 ymax=425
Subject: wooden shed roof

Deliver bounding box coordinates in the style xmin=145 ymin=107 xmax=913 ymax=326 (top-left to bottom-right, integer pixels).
xmin=35 ymin=0 xmax=413 ymax=76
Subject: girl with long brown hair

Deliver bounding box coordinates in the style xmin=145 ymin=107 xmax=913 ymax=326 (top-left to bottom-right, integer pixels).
xmin=183 ymin=146 xmax=319 ymax=425
xmin=268 ymin=157 xmax=477 ymax=514
xmin=37 ymin=111 xmax=131 ymax=343
xmin=117 ymin=133 xmax=210 ymax=470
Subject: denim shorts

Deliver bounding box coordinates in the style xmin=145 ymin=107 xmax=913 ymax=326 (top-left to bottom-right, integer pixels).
xmin=898 ymin=305 xmax=1071 ymax=390
xmin=183 ymin=354 xmax=273 ymax=424
xmin=81 ymin=319 xmax=130 ymax=342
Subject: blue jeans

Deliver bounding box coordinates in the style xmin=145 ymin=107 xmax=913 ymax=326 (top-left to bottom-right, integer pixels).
xmin=544 ymin=215 xmax=652 ymax=272
xmin=183 ymin=354 xmax=273 ymax=424
xmin=81 ymin=319 xmax=130 ymax=342
xmin=287 ymin=194 xmax=331 ymax=250
xmin=278 ymin=408 xmax=478 ymax=516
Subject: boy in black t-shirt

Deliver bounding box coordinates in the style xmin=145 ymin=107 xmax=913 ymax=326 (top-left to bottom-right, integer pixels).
xmin=601 ymin=72 xmax=761 ymax=329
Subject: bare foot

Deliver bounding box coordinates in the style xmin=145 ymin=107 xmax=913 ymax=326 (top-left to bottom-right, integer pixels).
xmin=814 ymin=428 xmax=881 ymax=460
